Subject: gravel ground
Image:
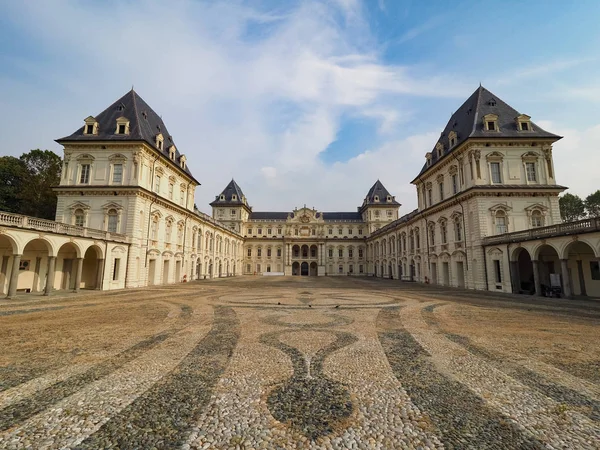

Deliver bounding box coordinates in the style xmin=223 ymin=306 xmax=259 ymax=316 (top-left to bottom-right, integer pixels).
xmin=0 ymin=276 xmax=598 ymax=449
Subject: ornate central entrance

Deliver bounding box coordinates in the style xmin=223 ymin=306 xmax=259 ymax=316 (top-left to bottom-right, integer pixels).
xmin=301 ymin=262 xmax=309 ymax=276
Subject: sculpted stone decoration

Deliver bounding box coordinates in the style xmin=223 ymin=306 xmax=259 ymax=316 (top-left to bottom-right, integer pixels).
xmin=474 ymin=150 xmax=482 ymax=179
xmin=542 ymin=146 xmax=554 ymax=178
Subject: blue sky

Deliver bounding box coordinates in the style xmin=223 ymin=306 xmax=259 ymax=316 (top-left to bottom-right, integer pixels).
xmin=1 ymin=0 xmax=600 ymax=213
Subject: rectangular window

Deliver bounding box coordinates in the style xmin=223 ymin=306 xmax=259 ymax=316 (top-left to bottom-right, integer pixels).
xmin=295 ymin=229 xmax=299 ymax=235
xmin=329 ymin=248 xmax=333 ymax=258
xmin=107 ymin=214 xmax=118 ymax=233
xmin=118 ymin=124 xmax=126 ymax=134
xmin=168 ymin=183 xmax=174 ymax=199
xmin=277 ymin=248 xmax=282 ymax=257
xmin=112 ymin=164 xmax=123 ymax=183
xmin=358 ymin=228 xmax=363 ymax=235
xmin=247 ymin=248 xmax=252 ymax=257
xmin=358 ymin=248 xmax=363 ymax=258
xmin=113 ymin=258 xmax=120 ymax=281
xmin=590 ymin=261 xmax=600 ymax=280
xmin=521 ymin=122 xmax=529 ymax=131
xmin=349 ymin=265 xmax=353 ymax=273
xmin=267 ymin=228 xmax=272 ymax=234
xmin=349 ymin=249 xmax=353 ymax=258
xmin=231 ymin=209 xmax=236 ymax=216
xmin=180 ymin=190 xmax=185 ymax=206
xmin=258 ymin=228 xmax=262 ymax=235
xmin=359 ymin=265 xmax=364 ymax=274
xmin=338 ymin=265 xmax=343 ymax=274
xmin=490 ymin=162 xmax=502 ymax=183
xmin=338 ymin=228 xmax=343 ymax=235
xmin=257 ymin=248 xmax=262 ymax=257
xmin=75 ymin=214 xmax=84 ymax=227
xmin=348 ymin=228 xmax=353 ymax=235
xmin=312 ymin=229 xmax=316 ymax=236
xmin=452 ymin=174 xmax=458 ymax=194
xmin=439 ymin=182 xmax=444 ymax=200
xmin=427 ymin=189 xmax=433 ymax=206
xmin=496 ymin=217 xmax=507 ymax=234
xmin=154 ymin=175 xmax=160 ymax=193
xmin=487 ymin=121 xmax=496 ymax=131
xmin=85 ymin=124 xmax=94 ymax=134
xmin=493 ymin=260 xmax=502 ymax=283
xmin=267 ymin=248 xmax=271 ymax=257
xmin=328 ymin=228 xmax=333 ymax=235
xmin=338 ymin=249 xmax=343 ymax=258
xmin=277 ymin=228 xmax=282 ymax=234
xmin=526 ymin=162 xmax=537 ymax=182
xmin=80 ymin=164 xmax=90 ymax=184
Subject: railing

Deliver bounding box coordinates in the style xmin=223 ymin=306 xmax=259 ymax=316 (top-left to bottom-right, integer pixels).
xmin=0 ymin=211 xmax=129 ymax=243
xmin=482 ymin=217 xmax=600 ymax=246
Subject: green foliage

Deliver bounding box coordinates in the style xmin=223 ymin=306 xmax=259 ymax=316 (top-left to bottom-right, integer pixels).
xmin=559 ymin=193 xmax=585 ymax=222
xmin=0 ymin=149 xmax=62 ymax=220
xmin=0 ymin=156 xmax=27 ymax=213
xmin=584 ymin=190 xmax=600 ymax=218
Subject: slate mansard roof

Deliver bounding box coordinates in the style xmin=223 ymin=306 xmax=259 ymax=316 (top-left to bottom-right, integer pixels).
xmin=57 ymin=89 xmax=199 ymax=183
xmin=210 ymin=179 xmax=249 ymax=207
xmin=413 ymin=85 xmax=561 ymax=181
xmin=360 ymin=180 xmax=400 ymax=208
xmin=248 ymin=211 xmax=363 ymax=222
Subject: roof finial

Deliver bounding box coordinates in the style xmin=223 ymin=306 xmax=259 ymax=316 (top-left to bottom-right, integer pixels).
xmin=479 ymin=81 xmax=482 ymax=87
xmin=131 ymin=84 xmax=134 ymax=91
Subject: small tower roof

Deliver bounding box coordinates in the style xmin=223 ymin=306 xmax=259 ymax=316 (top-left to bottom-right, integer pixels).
xmin=361 ymin=180 xmax=400 ymax=208
xmin=210 ymin=179 xmax=250 ymax=208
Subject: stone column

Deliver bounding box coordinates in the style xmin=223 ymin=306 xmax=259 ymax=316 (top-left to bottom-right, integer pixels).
xmin=509 ymin=260 xmax=520 ymax=294
xmin=74 ymin=257 xmax=83 ymax=293
xmin=576 ymin=260 xmax=587 ymax=296
xmin=6 ymin=255 xmax=22 ymax=299
xmin=44 ymin=256 xmax=56 ymax=296
xmin=95 ymin=259 xmax=105 ymax=290
xmin=560 ymin=259 xmax=572 ymax=299
xmin=532 ymin=260 xmax=542 ymax=296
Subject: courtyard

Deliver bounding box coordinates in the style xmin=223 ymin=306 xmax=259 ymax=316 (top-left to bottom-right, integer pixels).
xmin=0 ymin=277 xmax=598 ymax=449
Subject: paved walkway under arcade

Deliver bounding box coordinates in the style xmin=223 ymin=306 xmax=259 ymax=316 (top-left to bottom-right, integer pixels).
xmin=0 ymin=276 xmax=598 ymax=449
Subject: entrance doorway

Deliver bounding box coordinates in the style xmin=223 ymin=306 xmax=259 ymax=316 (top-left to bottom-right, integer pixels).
xmin=309 ymin=262 xmax=318 ymax=276
xmin=301 ymin=262 xmax=309 ymax=276
xmin=456 ymin=261 xmax=465 ymax=288
xmin=292 ymin=261 xmax=300 ymax=276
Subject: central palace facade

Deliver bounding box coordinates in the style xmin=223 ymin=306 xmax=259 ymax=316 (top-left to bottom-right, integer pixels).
xmin=1 ymin=86 xmax=600 ymax=298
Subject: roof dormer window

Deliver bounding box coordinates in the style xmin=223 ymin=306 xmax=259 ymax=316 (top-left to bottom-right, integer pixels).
xmin=448 ymin=131 xmax=457 ymax=148
xmin=483 ymin=113 xmax=498 ymax=132
xmin=115 ymin=117 xmax=130 ymax=135
xmin=220 ymin=195 xmax=225 ymax=201
xmin=516 ymin=114 xmax=532 ymax=132
xmin=435 ymin=142 xmax=444 ymax=159
xmin=179 ymin=154 xmax=186 ymax=169
xmin=83 ymin=116 xmax=98 ymax=135
xmin=168 ymin=145 xmax=176 ymax=160
xmin=156 ymin=133 xmax=164 ymax=151
xmin=425 ymin=152 xmax=432 ymax=167
xmin=232 ymin=194 xmax=237 ymax=201
xmin=386 ymin=195 xmax=392 ymax=202
xmin=374 ymin=195 xmax=379 ymax=202
xmin=488 ymin=99 xmax=496 ymax=106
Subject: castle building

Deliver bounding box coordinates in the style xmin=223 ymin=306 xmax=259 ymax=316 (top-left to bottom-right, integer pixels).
xmin=1 ymin=86 xmax=599 ymax=298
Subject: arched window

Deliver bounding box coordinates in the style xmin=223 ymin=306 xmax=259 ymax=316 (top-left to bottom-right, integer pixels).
xmin=454 ymin=217 xmax=463 ymax=242
xmin=440 ymin=220 xmax=448 ymax=244
xmin=107 ymin=209 xmax=118 ymax=233
xmin=429 ymin=225 xmax=435 ymax=246
xmin=531 ymin=210 xmax=544 ymax=228
xmin=151 ymin=216 xmax=159 ymax=240
xmin=166 ymin=220 xmax=173 ymax=242
xmin=177 ymin=223 xmax=183 ymax=245
xmin=74 ymin=208 xmax=85 ymax=227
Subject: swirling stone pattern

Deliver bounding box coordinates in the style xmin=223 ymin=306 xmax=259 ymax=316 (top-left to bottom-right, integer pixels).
xmin=261 ymin=328 xmax=357 ymax=439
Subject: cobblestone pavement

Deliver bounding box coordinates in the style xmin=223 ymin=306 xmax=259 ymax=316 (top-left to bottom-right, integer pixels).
xmin=0 ymin=277 xmax=599 ymax=449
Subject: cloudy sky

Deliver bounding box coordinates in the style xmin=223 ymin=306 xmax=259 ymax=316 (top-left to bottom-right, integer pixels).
xmin=2 ymin=0 xmax=600 ymax=214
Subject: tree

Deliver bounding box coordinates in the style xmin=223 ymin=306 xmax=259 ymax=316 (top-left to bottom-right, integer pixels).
xmin=559 ymin=193 xmax=585 ymax=222
xmin=18 ymin=149 xmax=62 ymax=220
xmin=0 ymin=156 xmax=27 ymax=213
xmin=585 ymin=190 xmax=600 ymax=218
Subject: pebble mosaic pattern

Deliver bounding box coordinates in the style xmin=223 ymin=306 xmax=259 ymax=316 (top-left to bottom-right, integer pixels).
xmin=0 ymin=276 xmax=598 ymax=449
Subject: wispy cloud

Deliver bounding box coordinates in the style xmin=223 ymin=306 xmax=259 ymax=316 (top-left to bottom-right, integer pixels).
xmin=494 ymin=58 xmax=595 ymax=86
xmin=396 ymin=15 xmax=444 ymax=44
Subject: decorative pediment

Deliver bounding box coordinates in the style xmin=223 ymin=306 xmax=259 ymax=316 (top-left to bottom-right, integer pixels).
xmin=108 ymin=153 xmax=127 ymax=162
xmin=485 ymin=151 xmax=504 ymax=161
xmin=76 ymin=153 xmax=95 ymax=161
xmin=489 ymin=203 xmax=512 ymax=213
xmin=521 ymin=151 xmax=539 ymax=161
xmin=524 ymin=203 xmax=549 ymax=215
xmin=165 ymin=215 xmax=175 ymax=223
xmin=450 ymin=210 xmax=462 ymax=220
xmin=68 ymin=201 xmax=90 ymax=211
xmin=288 ymin=206 xmax=322 ymax=223
xmin=101 ymin=201 xmax=123 ymax=212
xmin=437 ymin=216 xmax=448 ymax=224
xmin=151 ymin=210 xmax=163 ymax=219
